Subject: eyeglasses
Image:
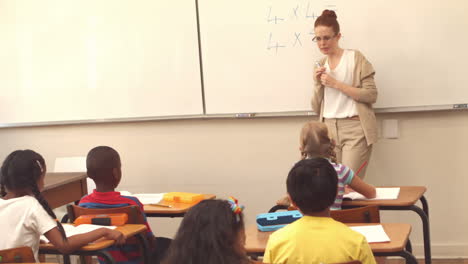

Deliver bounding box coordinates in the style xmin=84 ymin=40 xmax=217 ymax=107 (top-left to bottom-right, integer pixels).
xmin=312 ymin=35 xmax=336 ymax=42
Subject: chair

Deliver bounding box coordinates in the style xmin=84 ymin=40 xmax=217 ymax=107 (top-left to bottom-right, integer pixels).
xmin=330 ymin=205 xmax=380 ymax=223
xmin=66 ymin=205 xmax=150 ymax=264
xmin=0 ymin=246 xmax=35 ymax=263
xmin=66 ymin=204 xmax=145 ymax=225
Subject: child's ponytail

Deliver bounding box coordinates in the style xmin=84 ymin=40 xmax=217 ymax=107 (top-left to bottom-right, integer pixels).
xmin=29 ymin=165 xmax=68 ymax=241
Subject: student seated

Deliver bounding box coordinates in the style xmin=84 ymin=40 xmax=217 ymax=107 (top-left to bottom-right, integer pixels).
xmin=79 ymin=146 xmax=170 ymax=264
xmin=264 ymin=158 xmax=376 ymax=264
xmin=162 ymin=198 xmax=252 ymax=264
xmin=277 ymin=121 xmax=376 ymax=210
xmin=0 ymin=150 xmax=125 ymax=262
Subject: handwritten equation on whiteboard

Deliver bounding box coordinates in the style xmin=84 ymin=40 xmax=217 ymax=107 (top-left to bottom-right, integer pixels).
xmin=266 ymin=1 xmax=337 ymax=53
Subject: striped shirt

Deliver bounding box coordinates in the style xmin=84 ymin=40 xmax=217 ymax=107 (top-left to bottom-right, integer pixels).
xmin=331 ymin=162 xmax=355 ymax=210
xmin=79 ymin=190 xmax=154 ymax=264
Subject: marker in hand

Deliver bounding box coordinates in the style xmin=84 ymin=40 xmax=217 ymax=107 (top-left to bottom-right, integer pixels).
xmin=315 ymin=61 xmax=326 ymax=81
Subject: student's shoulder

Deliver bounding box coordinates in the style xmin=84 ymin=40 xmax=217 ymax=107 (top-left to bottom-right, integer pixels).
xmin=269 ymin=219 xmax=302 ymax=242
xmin=11 ymin=196 xmax=46 ymax=215
xmin=15 ymin=195 xmax=42 ymax=207
xmin=119 ymin=195 xmax=143 ymax=206
xmin=120 ymin=195 xmax=141 ymax=204
xmin=331 ymin=162 xmax=353 ymax=174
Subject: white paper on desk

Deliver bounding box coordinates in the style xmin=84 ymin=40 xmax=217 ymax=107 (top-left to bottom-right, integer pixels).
xmin=343 ymin=187 xmax=400 ymax=200
xmin=40 ymin=224 xmax=116 ymax=243
xmin=350 ymin=225 xmax=390 ymax=243
xmin=132 ymin=193 xmax=165 ymax=205
xmin=118 ymin=191 xmax=165 ymax=205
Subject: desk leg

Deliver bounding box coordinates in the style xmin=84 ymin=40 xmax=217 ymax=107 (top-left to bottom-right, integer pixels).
xmin=420 ymin=195 xmax=429 ymax=217
xmin=379 ymin=204 xmax=431 ymax=264
xmin=135 ymin=233 xmax=151 ymax=264
xmin=406 ymin=239 xmax=413 ymax=253
xmin=409 ymin=205 xmax=431 ymax=264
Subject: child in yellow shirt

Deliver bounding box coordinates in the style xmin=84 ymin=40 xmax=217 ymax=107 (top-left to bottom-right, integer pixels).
xmin=264 ymin=158 xmax=376 ymax=264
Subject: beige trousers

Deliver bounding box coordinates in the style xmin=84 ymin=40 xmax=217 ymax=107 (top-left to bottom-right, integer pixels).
xmin=324 ymin=118 xmax=373 ymax=179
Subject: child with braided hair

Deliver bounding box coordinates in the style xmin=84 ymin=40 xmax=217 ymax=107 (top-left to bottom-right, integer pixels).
xmin=162 ymin=198 xmax=252 ymax=264
xmin=277 ymin=121 xmax=376 ymax=210
xmin=0 ymin=149 xmax=125 ymax=262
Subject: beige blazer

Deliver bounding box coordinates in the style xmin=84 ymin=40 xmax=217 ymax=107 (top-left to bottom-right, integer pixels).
xmin=311 ymin=50 xmax=378 ymax=145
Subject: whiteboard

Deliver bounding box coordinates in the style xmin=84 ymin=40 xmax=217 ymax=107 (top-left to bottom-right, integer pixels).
xmin=199 ymin=0 xmax=468 ymax=114
xmin=0 ymin=0 xmax=203 ymax=124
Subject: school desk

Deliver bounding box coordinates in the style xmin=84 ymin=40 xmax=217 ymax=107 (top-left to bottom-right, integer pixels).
xmin=342 ymin=186 xmax=430 ymax=264
xmin=245 ymin=223 xmax=417 ymax=264
xmin=43 ymin=173 xmax=88 ymax=209
xmin=40 ymin=224 xmax=148 ymax=264
xmin=143 ymin=194 xmax=216 ymax=217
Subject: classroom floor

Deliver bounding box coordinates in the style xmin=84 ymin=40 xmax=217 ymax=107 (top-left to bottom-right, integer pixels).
xmin=387 ymin=260 xmax=468 ymax=264
xmin=46 ymin=255 xmax=467 ymax=264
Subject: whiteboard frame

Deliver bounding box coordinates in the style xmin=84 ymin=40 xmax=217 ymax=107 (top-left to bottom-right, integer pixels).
xmin=0 ymin=103 xmax=466 ymax=128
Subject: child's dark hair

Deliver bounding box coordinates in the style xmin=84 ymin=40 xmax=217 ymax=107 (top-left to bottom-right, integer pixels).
xmin=162 ymin=199 xmax=249 ymax=264
xmin=0 ymin=150 xmax=67 ymax=240
xmin=86 ymin=146 xmax=120 ymax=182
xmin=287 ymin=158 xmax=338 ymax=214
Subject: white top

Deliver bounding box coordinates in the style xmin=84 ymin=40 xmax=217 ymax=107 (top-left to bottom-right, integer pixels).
xmin=0 ymin=196 xmax=57 ymax=262
xmin=323 ymin=49 xmax=358 ymax=118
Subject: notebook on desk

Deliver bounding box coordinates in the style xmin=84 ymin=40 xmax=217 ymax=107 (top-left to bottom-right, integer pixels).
xmin=349 ymin=225 xmax=391 ymax=243
xmin=119 ymin=191 xmax=165 ymax=204
xmin=41 ymin=224 xmax=116 ymax=242
xmin=344 ymin=187 xmax=400 ymax=200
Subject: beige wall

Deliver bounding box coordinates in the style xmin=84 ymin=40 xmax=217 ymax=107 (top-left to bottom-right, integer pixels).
xmin=0 ymin=110 xmax=466 ymax=258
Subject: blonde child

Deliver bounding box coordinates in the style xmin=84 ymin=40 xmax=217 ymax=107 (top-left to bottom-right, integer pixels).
xmin=278 ymin=121 xmax=376 ymax=209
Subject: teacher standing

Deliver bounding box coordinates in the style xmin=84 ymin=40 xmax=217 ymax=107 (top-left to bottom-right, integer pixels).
xmin=311 ymin=10 xmax=377 ymax=179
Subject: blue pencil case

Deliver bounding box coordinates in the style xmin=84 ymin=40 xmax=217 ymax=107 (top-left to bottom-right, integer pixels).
xmin=256 ymin=210 xmax=303 ymax=232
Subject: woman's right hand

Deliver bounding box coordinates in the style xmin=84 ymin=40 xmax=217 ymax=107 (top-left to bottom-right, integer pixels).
xmin=104 ymin=229 xmax=126 ymax=245
xmin=314 ymin=67 xmax=326 ymax=82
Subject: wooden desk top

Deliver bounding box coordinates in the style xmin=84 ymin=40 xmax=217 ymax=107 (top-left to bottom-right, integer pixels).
xmin=342 ymin=186 xmax=426 ymax=207
xmin=143 ymin=194 xmax=216 ymax=214
xmin=245 ymin=223 xmax=411 ymax=254
xmin=40 ymin=224 xmax=147 ymax=251
xmin=44 ymin=172 xmax=87 ymax=191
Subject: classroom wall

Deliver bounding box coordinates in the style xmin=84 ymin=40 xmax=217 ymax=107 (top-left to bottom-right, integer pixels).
xmin=0 ymin=110 xmax=466 ymax=258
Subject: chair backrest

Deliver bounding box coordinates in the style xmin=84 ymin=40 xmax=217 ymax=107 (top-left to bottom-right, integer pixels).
xmin=0 ymin=246 xmax=35 ymax=263
xmin=330 ymin=205 xmax=380 ymax=223
xmin=67 ymin=204 xmax=145 ymax=225
xmin=332 ymin=261 xmax=362 ymax=264
xmin=268 ymin=204 xmax=289 ymax=213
